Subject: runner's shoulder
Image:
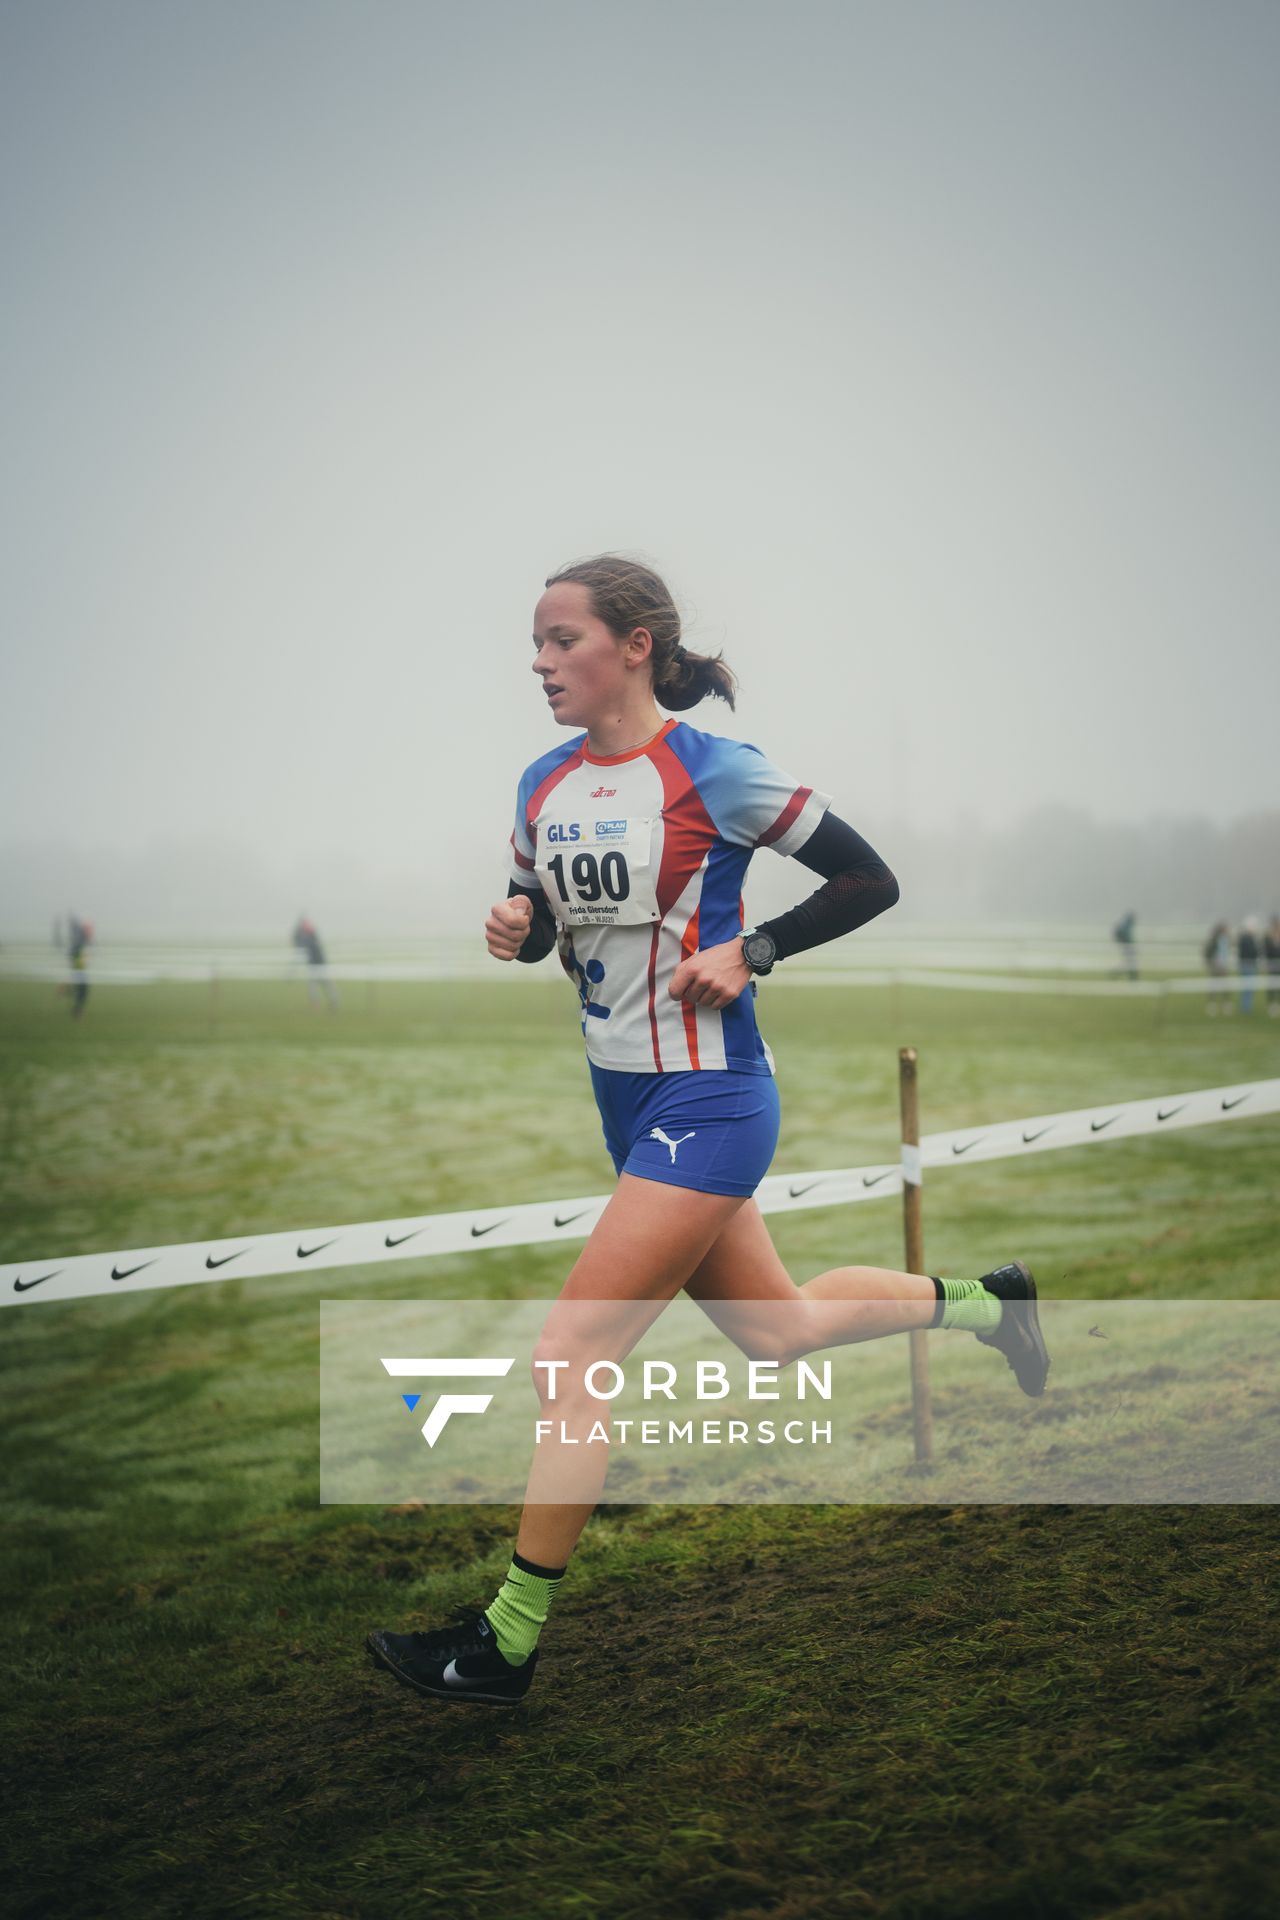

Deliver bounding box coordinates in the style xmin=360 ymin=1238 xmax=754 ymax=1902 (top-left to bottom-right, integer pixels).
xmin=516 ymin=734 xmax=587 ymax=797
xmin=661 ymin=720 xmax=768 ymax=775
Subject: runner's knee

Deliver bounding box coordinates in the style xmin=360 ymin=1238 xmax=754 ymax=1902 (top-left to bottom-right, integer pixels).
xmin=529 ymin=1333 xmax=605 ymax=1412
xmin=710 ymin=1298 xmax=814 ymax=1368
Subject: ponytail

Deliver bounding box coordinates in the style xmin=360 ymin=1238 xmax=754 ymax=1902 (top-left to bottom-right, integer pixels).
xmin=652 ymin=642 xmax=737 ymax=712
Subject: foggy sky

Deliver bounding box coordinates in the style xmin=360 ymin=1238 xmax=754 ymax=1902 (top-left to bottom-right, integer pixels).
xmin=2 ymin=1 xmax=1277 ymax=935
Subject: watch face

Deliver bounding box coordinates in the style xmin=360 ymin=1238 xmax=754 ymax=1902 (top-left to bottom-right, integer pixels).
xmin=744 ymin=931 xmax=776 ymax=970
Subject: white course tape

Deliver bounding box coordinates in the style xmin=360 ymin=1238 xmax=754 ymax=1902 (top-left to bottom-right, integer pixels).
xmin=4 ymin=1077 xmax=1276 ymax=1310
xmin=11 ymin=964 xmax=489 ymax=987
xmin=776 ymin=970 xmax=1256 ymax=998
xmin=901 ymin=1145 xmax=923 ymax=1187
xmin=6 ymin=965 xmax=1262 ymax=997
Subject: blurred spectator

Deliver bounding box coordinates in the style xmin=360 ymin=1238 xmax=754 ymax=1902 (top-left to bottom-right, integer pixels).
xmin=1265 ymin=915 xmax=1280 ymax=1019
xmin=1112 ymin=910 xmax=1138 ymax=981
xmin=1203 ymin=920 xmax=1231 ymax=1016
xmin=67 ymin=913 xmax=93 ymax=1018
xmin=292 ymin=916 xmax=338 ymax=1010
xmin=1238 ymin=916 xmax=1261 ymax=1014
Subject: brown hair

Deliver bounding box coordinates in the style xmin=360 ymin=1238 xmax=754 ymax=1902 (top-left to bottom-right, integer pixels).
xmin=545 ymin=553 xmax=737 ymax=711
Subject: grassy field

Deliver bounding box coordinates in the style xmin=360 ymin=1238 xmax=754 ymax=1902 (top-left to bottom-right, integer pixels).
xmin=2 ymin=973 xmax=1278 ymax=1919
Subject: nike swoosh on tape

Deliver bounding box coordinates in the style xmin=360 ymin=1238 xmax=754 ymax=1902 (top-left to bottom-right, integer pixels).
xmin=1022 ymin=1126 xmax=1053 ymax=1144
xmin=1221 ymin=1094 xmax=1250 ymax=1111
xmin=951 ymin=1139 xmax=983 ymax=1156
xmin=1090 ymin=1116 xmax=1120 ymax=1132
xmin=205 ymin=1250 xmax=246 ymax=1270
xmin=789 ymin=1181 xmax=825 ymax=1198
xmin=553 ymin=1210 xmax=592 ymax=1227
xmin=111 ymin=1261 xmax=156 ymax=1281
xmin=384 ymin=1230 xmax=423 ymax=1248
xmin=297 ymin=1240 xmax=337 ymax=1259
xmin=470 ymin=1220 xmax=508 ymax=1238
xmin=13 ymin=1271 xmax=62 ymax=1293
xmin=861 ymin=1171 xmax=894 ymax=1188
xmin=1156 ymin=1104 xmax=1186 ymax=1122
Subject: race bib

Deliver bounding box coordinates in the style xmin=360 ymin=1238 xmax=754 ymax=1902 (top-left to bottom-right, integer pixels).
xmin=533 ymin=811 xmax=659 ymax=927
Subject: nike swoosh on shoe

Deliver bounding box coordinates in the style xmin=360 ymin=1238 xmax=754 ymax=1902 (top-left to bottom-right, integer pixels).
xmin=441 ymin=1658 xmax=506 ymax=1688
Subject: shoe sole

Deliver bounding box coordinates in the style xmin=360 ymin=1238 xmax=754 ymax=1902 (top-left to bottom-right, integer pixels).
xmin=366 ymin=1632 xmax=530 ymax=1707
xmin=1006 ymin=1259 xmax=1049 ymax=1397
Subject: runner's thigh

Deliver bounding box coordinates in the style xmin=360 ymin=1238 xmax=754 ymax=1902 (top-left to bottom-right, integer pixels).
xmin=681 ymin=1200 xmax=807 ymax=1359
xmin=684 ymin=1200 xmax=797 ymax=1303
xmin=539 ymin=1173 xmax=746 ymax=1363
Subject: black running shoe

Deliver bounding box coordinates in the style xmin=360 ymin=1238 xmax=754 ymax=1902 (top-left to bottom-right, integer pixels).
xmin=366 ymin=1606 xmax=537 ymax=1706
xmin=974 ymin=1260 xmax=1050 ymax=1397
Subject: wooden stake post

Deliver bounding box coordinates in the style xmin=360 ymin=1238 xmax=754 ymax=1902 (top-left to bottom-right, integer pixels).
xmin=899 ymin=1046 xmax=933 ymax=1464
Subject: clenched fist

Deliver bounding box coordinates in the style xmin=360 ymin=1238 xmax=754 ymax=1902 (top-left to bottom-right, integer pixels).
xmin=668 ymin=938 xmax=751 ymax=1010
xmin=486 ymin=893 xmax=534 ymax=961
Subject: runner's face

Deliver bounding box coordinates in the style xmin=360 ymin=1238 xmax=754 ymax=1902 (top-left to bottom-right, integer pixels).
xmin=531 ymin=582 xmax=643 ymax=728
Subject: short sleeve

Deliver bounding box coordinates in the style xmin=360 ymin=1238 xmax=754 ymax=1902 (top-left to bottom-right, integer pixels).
xmin=503 ymin=737 xmax=584 ymax=887
xmin=665 ymin=730 xmax=832 ymax=854
xmin=506 ymin=788 xmax=538 ymax=886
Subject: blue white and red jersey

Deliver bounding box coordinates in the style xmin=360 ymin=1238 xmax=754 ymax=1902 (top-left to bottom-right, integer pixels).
xmin=506 ymin=717 xmax=830 ymax=1075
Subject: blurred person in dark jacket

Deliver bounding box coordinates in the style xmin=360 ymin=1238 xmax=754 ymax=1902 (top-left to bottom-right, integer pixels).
xmin=67 ymin=913 xmax=93 ymax=1018
xmin=1112 ymin=910 xmax=1138 ymax=981
xmin=292 ymin=916 xmax=338 ymax=1010
xmin=1265 ymin=915 xmax=1280 ymax=1018
xmin=1237 ymin=916 xmax=1261 ymax=1014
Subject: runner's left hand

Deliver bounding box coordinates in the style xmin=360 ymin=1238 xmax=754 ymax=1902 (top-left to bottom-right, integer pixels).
xmin=669 ymin=940 xmax=751 ymax=1009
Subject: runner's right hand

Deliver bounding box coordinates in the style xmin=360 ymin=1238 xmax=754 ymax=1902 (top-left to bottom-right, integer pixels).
xmin=486 ymin=894 xmax=534 ymax=961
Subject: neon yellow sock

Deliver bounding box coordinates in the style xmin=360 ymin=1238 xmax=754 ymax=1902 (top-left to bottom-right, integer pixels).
xmin=935 ymin=1277 xmax=1003 ymax=1334
xmin=484 ymin=1554 xmax=566 ymax=1665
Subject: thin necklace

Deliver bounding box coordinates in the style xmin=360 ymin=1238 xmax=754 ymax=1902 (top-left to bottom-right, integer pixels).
xmin=591 ymin=719 xmax=666 ymax=755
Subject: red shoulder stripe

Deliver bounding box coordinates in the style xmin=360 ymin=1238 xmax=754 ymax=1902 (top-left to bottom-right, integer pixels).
xmin=757 ymin=786 xmax=812 ymax=848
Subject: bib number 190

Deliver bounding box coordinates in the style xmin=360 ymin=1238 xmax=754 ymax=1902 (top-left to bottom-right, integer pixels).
xmin=546 ymin=849 xmax=630 ymax=905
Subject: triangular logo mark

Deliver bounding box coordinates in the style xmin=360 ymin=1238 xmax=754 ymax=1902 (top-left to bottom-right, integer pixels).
xmin=401 ymin=1393 xmax=421 ymax=1412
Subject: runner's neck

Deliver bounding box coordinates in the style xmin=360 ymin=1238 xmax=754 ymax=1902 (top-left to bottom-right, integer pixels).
xmin=585 ymin=714 xmax=668 ymax=759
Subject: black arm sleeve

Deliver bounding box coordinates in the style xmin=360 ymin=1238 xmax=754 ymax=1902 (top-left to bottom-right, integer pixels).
xmin=506 ymin=879 xmax=559 ymax=963
xmin=756 ymin=811 xmax=899 ymax=962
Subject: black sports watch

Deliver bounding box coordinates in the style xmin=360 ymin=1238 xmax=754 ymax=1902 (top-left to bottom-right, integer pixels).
xmin=741 ymin=926 xmax=778 ymax=976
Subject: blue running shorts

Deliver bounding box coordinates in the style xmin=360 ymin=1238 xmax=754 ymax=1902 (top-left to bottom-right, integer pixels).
xmin=589 ymin=1063 xmax=781 ymax=1197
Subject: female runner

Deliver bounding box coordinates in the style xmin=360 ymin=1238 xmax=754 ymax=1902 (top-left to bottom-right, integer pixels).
xmin=368 ymin=553 xmax=1048 ymax=1706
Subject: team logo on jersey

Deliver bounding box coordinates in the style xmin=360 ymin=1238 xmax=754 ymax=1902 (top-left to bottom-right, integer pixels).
xmin=590 ymin=786 xmax=616 ymax=798
xmin=594 ymin=819 xmax=627 ymax=839
xmin=569 ymin=954 xmax=610 ymax=1023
